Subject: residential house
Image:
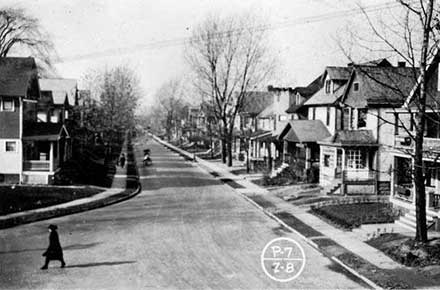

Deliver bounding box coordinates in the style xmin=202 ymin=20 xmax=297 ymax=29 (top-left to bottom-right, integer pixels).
xmin=388 ymin=56 xmax=440 ymax=228
xmin=0 ymin=57 xmax=39 ymax=183
xmin=285 ymin=75 xmax=323 ymax=120
xmin=20 ymin=78 xmax=78 ymax=184
xmin=277 ymin=67 xmax=351 ymax=181
xmin=38 ymin=78 xmax=78 ymax=125
xmin=249 ymin=86 xmax=296 ymax=170
xmin=319 ymin=63 xmax=416 ymax=195
xmin=232 ymin=91 xmax=273 ymax=161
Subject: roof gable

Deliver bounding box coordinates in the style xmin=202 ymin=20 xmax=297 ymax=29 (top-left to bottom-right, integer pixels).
xmin=278 ymin=120 xmax=331 ymax=142
xmin=39 ymin=78 xmax=77 ymax=105
xmin=0 ymin=57 xmax=38 ymax=97
xmin=240 ymin=91 xmax=273 ymax=115
xmin=342 ymin=66 xmax=418 ymax=108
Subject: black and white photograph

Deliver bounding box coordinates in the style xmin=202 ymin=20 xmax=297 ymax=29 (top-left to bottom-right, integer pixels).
xmin=1 ymin=0 xmax=440 ymax=289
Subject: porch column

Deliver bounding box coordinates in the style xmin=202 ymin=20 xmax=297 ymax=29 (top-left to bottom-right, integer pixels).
xmin=256 ymin=141 xmax=260 ymax=158
xmin=342 ymin=148 xmax=346 ymax=170
xmin=49 ymin=142 xmax=54 ymax=172
xmin=305 ymin=145 xmax=311 ymax=170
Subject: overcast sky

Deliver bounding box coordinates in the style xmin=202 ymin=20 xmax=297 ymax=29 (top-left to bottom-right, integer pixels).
xmin=5 ymin=0 xmax=398 ymax=107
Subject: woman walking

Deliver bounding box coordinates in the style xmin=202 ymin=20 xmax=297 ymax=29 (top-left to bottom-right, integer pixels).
xmin=41 ymin=224 xmax=66 ymax=269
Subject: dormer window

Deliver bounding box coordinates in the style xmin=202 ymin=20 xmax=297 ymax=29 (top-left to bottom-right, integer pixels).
xmin=325 ymin=80 xmax=331 ymax=94
xmin=353 ymin=82 xmax=359 ymax=92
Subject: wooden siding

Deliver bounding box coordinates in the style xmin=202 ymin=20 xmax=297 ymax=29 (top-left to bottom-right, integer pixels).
xmin=0 ymin=99 xmax=20 ymax=138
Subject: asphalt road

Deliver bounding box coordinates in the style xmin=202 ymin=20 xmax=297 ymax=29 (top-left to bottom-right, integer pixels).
xmin=0 ymin=138 xmax=366 ymax=289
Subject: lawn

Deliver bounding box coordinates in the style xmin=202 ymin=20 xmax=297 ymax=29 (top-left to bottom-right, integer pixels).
xmin=0 ymin=185 xmax=104 ymax=215
xmin=367 ymin=233 xmax=440 ymax=267
xmin=310 ymin=202 xmax=398 ymax=229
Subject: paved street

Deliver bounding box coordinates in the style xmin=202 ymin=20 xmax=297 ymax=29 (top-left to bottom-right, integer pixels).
xmin=0 ymin=138 xmax=366 ymax=289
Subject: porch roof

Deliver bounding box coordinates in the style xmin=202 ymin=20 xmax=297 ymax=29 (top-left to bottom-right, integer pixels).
xmin=23 ymin=123 xmax=69 ymax=141
xmin=319 ymin=130 xmax=378 ymax=147
xmin=249 ymin=130 xmax=272 ymax=141
xmin=279 ymin=120 xmax=331 ymax=143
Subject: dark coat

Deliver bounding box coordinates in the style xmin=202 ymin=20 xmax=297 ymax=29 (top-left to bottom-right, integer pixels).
xmin=43 ymin=230 xmax=64 ymax=260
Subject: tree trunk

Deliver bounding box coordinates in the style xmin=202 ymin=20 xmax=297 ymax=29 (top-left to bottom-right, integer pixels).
xmin=413 ymin=0 xmax=433 ymax=243
xmin=414 ymin=128 xmax=427 ymax=242
xmin=221 ymin=138 xmax=227 ymax=164
xmin=227 ymin=137 xmax=233 ymax=167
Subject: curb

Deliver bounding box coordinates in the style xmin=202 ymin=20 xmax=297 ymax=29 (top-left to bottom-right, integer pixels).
xmin=154 ymin=135 xmax=382 ymax=290
xmin=0 ymin=184 xmax=142 ymax=230
xmin=0 ymin=135 xmax=142 ymax=230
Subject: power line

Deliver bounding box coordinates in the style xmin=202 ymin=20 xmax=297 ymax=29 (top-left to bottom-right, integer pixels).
xmin=56 ymin=1 xmax=404 ymax=63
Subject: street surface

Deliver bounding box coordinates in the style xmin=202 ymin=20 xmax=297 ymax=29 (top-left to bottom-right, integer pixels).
xmin=0 ymin=138 xmax=366 ymax=289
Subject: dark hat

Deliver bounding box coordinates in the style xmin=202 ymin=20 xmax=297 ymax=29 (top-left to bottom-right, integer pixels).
xmin=48 ymin=224 xmax=58 ymax=230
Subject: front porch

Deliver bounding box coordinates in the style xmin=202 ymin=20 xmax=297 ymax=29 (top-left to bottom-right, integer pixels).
xmin=392 ymin=155 xmax=440 ymax=214
xmin=278 ymin=120 xmax=331 ymax=183
xmin=22 ymin=123 xmax=71 ymax=184
xmin=248 ymin=131 xmax=282 ymax=171
xmin=319 ymin=130 xmax=378 ymax=195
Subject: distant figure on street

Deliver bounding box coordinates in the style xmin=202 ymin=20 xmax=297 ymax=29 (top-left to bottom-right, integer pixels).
xmin=119 ymin=153 xmax=126 ymax=168
xmin=41 ymin=224 xmax=66 ymax=270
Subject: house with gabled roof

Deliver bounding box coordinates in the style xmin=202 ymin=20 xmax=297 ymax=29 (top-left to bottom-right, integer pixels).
xmin=0 ymin=57 xmax=40 ymax=183
xmin=38 ymin=78 xmax=78 ymax=124
xmin=387 ymin=53 xmax=440 ymax=229
xmin=275 ymin=67 xmax=350 ymax=182
xmin=0 ymin=58 xmax=77 ymax=184
xmin=319 ymin=63 xmax=417 ymax=195
xmin=233 ymin=91 xmax=273 ymax=161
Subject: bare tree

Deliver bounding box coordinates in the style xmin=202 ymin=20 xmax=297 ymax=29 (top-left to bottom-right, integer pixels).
xmin=0 ymin=7 xmax=56 ymax=74
xmin=82 ymin=65 xmax=141 ymax=149
xmin=339 ymin=0 xmax=440 ymax=242
xmin=185 ymin=13 xmax=275 ymax=166
xmin=154 ymin=79 xmax=188 ymax=141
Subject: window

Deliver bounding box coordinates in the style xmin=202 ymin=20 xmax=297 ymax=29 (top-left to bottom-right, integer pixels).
xmin=357 ymin=108 xmax=367 ymax=128
xmin=1 ymin=98 xmax=14 ymax=111
xmin=311 ymin=107 xmax=316 ymax=120
xmin=353 ymin=82 xmax=359 ymax=92
xmin=346 ymin=149 xmax=365 ymax=169
xmin=324 ymin=154 xmax=331 ymax=167
xmin=5 ymin=141 xmax=17 ymax=152
xmin=425 ymin=162 xmax=436 ymax=187
xmin=425 ymin=113 xmax=440 ymax=138
xmin=410 ymin=113 xmax=415 ymax=131
xmin=325 ymin=80 xmax=331 ymax=94
xmin=326 ymin=106 xmax=330 ymax=125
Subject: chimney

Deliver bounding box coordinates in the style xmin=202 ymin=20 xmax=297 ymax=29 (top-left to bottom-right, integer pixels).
xmin=397 ymin=61 xmax=406 ymax=67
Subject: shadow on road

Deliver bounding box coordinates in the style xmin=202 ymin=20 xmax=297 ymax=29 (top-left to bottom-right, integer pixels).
xmin=65 ymin=260 xmax=136 ymax=268
xmin=0 ymin=242 xmax=102 ymax=255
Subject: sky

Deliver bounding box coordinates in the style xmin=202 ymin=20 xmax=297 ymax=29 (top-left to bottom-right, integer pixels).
xmin=4 ymin=0 xmax=399 ymax=108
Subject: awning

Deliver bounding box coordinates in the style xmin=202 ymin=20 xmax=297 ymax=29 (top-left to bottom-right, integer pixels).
xmin=23 ymin=123 xmax=69 ymax=141
xmin=279 ymin=120 xmax=331 ymax=143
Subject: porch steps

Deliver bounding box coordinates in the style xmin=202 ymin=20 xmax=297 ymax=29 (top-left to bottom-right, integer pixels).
xmin=396 ymin=210 xmax=436 ymax=232
xmin=321 ymin=183 xmax=341 ymax=195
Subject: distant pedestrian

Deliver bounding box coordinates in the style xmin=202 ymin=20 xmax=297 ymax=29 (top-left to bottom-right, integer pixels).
xmin=119 ymin=153 xmax=126 ymax=168
xmin=41 ymin=224 xmax=66 ymax=270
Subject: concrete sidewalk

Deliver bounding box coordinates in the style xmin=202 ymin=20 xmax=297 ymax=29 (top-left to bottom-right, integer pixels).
xmin=0 ymin=136 xmax=140 ymax=230
xmin=153 ymin=136 xmax=402 ymax=270
xmin=206 ymin=159 xmax=402 ymax=270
